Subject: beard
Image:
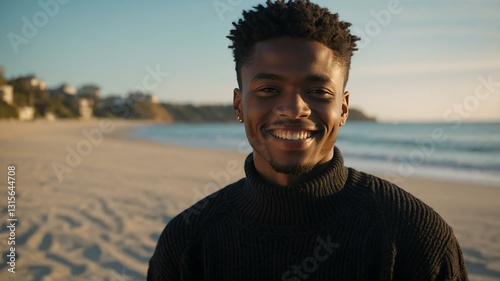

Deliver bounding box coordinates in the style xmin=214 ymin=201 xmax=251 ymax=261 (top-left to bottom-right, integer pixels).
xmin=269 ymin=159 xmax=315 ymax=175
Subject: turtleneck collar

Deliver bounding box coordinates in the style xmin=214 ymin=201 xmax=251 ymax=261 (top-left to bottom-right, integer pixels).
xmin=230 ymin=147 xmax=355 ymax=226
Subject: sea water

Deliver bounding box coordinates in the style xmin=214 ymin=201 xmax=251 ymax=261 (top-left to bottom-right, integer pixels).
xmin=129 ymin=122 xmax=500 ymax=186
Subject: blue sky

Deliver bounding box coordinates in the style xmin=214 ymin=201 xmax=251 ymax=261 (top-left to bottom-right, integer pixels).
xmin=1 ymin=0 xmax=499 ymax=121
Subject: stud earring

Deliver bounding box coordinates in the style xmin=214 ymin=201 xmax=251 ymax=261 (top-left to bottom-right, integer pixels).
xmin=236 ymin=116 xmax=243 ymax=123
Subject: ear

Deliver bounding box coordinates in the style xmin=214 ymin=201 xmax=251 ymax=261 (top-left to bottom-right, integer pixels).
xmin=233 ymin=88 xmax=243 ymax=119
xmin=341 ymin=91 xmax=349 ymax=125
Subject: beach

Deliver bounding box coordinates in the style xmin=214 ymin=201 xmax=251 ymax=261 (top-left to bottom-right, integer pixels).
xmin=0 ymin=120 xmax=499 ymax=281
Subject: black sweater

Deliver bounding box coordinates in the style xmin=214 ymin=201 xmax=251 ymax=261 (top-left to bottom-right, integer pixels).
xmin=148 ymin=148 xmax=468 ymax=280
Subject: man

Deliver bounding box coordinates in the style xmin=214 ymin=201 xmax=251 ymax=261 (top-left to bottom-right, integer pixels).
xmin=148 ymin=1 xmax=468 ymax=280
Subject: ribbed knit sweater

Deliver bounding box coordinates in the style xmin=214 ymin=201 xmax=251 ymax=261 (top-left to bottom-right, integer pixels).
xmin=148 ymin=147 xmax=468 ymax=280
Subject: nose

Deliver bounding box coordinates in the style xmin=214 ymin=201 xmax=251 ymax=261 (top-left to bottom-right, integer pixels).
xmin=274 ymin=91 xmax=311 ymax=119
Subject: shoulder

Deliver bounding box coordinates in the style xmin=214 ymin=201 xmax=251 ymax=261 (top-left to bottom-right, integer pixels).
xmin=148 ymin=178 xmax=245 ymax=279
xmin=348 ymin=168 xmax=467 ymax=279
xmin=153 ymin=178 xmax=245 ymax=253
xmin=347 ymin=168 xmax=453 ymax=247
xmin=348 ymin=168 xmax=447 ymax=230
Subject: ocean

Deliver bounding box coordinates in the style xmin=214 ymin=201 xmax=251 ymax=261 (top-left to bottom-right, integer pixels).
xmin=129 ymin=122 xmax=500 ymax=186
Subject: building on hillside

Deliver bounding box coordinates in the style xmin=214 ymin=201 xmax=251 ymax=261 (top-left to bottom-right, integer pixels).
xmin=44 ymin=111 xmax=56 ymax=121
xmin=48 ymin=84 xmax=94 ymax=119
xmin=97 ymin=96 xmax=122 ymax=109
xmin=17 ymin=75 xmax=46 ymax=91
xmin=128 ymin=91 xmax=159 ymax=104
xmin=0 ymin=84 xmax=14 ymax=105
xmin=78 ymin=98 xmax=94 ymax=120
xmin=49 ymin=84 xmax=77 ymax=99
xmin=78 ymin=85 xmax=101 ymax=100
xmin=17 ymin=106 xmax=35 ymax=121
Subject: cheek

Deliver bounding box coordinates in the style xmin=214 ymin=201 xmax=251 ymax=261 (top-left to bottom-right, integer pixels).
xmin=243 ymin=99 xmax=266 ymax=140
xmin=317 ymin=103 xmax=340 ymax=124
xmin=315 ymin=105 xmax=341 ymax=141
xmin=243 ymin=97 xmax=274 ymax=125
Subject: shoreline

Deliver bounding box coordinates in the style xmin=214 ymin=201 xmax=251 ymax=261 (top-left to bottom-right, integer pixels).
xmin=0 ymin=119 xmax=499 ymax=280
xmin=123 ymin=121 xmax=500 ymax=188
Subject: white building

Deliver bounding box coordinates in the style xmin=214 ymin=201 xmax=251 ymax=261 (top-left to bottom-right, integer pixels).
xmin=18 ymin=75 xmax=46 ymax=91
xmin=78 ymin=85 xmax=101 ymax=100
xmin=128 ymin=92 xmax=159 ymax=104
xmin=17 ymin=106 xmax=35 ymax=121
xmin=0 ymin=84 xmax=14 ymax=105
xmin=50 ymin=84 xmax=77 ymax=99
xmin=78 ymin=98 xmax=94 ymax=120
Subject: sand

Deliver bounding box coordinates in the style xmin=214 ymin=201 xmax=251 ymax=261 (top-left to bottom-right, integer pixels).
xmin=0 ymin=120 xmax=498 ymax=281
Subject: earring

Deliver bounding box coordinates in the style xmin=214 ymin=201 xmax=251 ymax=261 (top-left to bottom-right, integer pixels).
xmin=236 ymin=116 xmax=243 ymax=123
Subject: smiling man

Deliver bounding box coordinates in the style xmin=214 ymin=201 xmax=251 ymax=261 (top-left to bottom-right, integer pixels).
xmin=233 ymin=37 xmax=347 ymax=187
xmin=147 ymin=1 xmax=468 ymax=280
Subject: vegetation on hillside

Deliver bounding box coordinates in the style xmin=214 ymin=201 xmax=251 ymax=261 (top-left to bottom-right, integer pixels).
xmin=0 ymin=100 xmax=18 ymax=119
xmin=156 ymin=103 xmax=375 ymax=123
xmin=161 ymin=103 xmax=235 ymax=123
xmin=1 ymin=70 xmax=375 ymax=122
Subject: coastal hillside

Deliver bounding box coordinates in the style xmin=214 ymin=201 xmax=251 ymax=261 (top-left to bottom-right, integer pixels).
xmin=348 ymin=108 xmax=376 ymax=122
xmin=0 ymin=71 xmax=375 ymax=123
xmin=0 ymin=69 xmax=374 ymax=122
xmin=160 ymin=103 xmax=376 ymax=123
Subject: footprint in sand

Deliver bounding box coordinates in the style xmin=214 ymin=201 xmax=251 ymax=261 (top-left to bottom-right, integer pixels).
xmin=38 ymin=233 xmax=53 ymax=251
xmin=83 ymin=244 xmax=102 ymax=261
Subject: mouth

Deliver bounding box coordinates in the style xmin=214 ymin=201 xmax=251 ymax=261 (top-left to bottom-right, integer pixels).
xmin=269 ymin=129 xmax=316 ymax=141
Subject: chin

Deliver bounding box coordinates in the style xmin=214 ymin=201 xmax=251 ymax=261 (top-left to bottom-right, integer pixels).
xmin=269 ymin=159 xmax=315 ymax=175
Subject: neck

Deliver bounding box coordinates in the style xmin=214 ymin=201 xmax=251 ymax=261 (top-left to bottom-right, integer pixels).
xmin=253 ymin=149 xmax=334 ymax=187
xmin=235 ymin=147 xmax=350 ymax=225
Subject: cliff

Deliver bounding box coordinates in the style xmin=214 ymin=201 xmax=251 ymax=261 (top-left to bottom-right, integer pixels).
xmin=160 ymin=103 xmax=376 ymax=123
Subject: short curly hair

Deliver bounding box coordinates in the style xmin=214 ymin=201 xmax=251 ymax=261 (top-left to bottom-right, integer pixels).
xmin=227 ymin=0 xmax=359 ymax=89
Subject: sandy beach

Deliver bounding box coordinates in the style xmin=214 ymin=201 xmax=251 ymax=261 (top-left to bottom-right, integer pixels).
xmin=0 ymin=120 xmax=499 ymax=281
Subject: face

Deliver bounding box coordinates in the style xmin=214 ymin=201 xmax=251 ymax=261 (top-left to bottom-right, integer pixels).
xmin=233 ymin=37 xmax=349 ymax=181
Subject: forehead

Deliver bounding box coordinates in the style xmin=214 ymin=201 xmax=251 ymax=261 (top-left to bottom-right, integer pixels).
xmin=242 ymin=37 xmax=343 ymax=83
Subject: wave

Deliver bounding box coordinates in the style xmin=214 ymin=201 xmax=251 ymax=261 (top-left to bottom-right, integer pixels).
xmin=129 ymin=122 xmax=500 ymax=186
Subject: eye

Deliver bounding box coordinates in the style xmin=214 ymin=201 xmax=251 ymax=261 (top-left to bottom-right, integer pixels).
xmin=259 ymin=87 xmax=280 ymax=93
xmin=255 ymin=87 xmax=281 ymax=97
xmin=308 ymin=88 xmax=334 ymax=98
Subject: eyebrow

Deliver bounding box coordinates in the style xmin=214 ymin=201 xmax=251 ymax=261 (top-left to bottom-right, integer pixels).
xmin=251 ymin=72 xmax=334 ymax=85
xmin=305 ymin=74 xmax=332 ymax=84
xmin=251 ymin=72 xmax=285 ymax=82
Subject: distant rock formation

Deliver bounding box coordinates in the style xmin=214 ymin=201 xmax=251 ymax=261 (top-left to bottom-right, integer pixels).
xmin=348 ymin=108 xmax=376 ymax=122
xmin=157 ymin=104 xmax=375 ymax=123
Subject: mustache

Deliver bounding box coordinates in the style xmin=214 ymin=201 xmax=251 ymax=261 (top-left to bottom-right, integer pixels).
xmin=267 ymin=119 xmax=319 ymax=130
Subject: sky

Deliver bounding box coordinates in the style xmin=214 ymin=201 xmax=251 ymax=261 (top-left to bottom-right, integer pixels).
xmin=1 ymin=0 xmax=499 ymax=122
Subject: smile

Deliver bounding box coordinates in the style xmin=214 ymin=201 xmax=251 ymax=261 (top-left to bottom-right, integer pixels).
xmin=271 ymin=130 xmax=313 ymax=141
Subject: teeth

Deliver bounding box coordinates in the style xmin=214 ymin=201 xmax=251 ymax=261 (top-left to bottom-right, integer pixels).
xmin=272 ymin=130 xmax=312 ymax=140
